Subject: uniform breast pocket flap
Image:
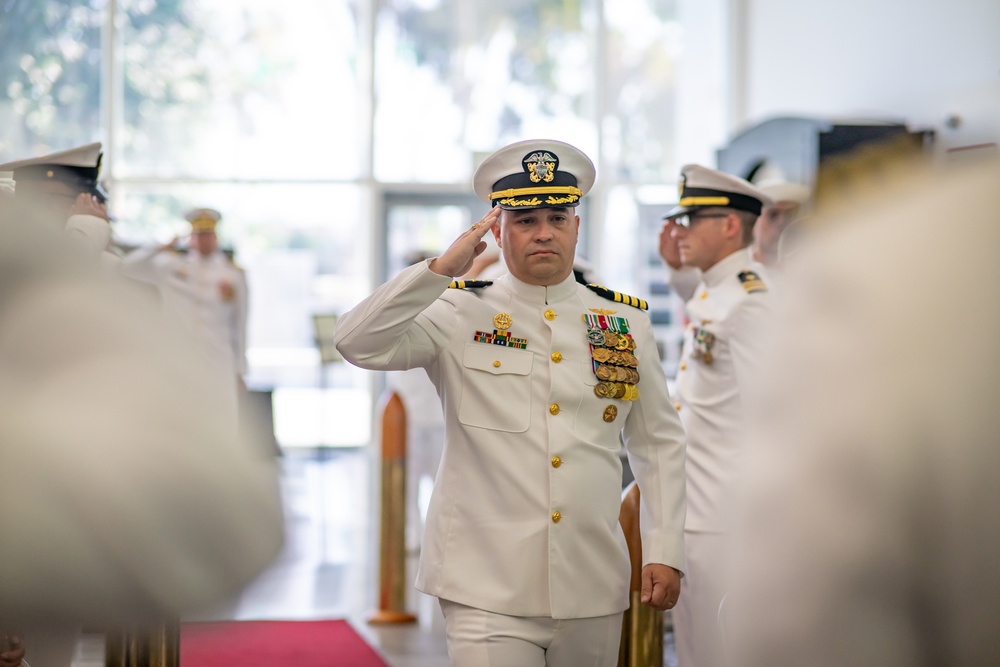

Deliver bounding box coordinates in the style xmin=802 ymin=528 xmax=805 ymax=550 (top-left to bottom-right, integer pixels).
xmin=458 ymin=344 xmax=533 ymax=432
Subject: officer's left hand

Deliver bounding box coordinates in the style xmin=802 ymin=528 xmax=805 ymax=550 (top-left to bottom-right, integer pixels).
xmin=641 ymin=563 xmax=681 ymax=610
xmin=0 ymin=635 xmax=25 ymax=667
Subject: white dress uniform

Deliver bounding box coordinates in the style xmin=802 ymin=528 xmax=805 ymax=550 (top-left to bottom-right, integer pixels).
xmin=660 ymin=164 xmax=775 ymax=667
xmin=336 ymin=262 xmax=687 ymax=620
xmin=122 ymin=247 xmax=248 ymax=424
xmin=672 ymin=248 xmax=773 ymax=667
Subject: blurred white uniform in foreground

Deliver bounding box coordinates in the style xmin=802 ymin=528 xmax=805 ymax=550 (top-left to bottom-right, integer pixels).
xmin=0 ymin=205 xmax=283 ymax=664
xmin=729 ymin=159 xmax=1000 ymax=666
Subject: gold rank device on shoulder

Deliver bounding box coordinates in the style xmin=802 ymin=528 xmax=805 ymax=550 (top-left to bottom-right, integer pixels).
xmin=585 ymin=284 xmax=649 ymax=311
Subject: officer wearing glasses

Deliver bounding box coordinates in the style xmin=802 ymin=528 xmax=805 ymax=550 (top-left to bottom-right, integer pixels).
xmin=659 ymin=164 xmax=774 ymax=667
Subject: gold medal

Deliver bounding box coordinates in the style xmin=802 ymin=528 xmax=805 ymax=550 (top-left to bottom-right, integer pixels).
xmin=603 ymin=331 xmax=618 ymax=347
xmin=627 ymin=337 xmax=637 ymax=351
xmin=493 ymin=312 xmax=513 ymax=330
xmin=592 ymin=348 xmax=612 ymax=363
xmin=602 ymin=405 xmax=618 ymax=422
xmin=612 ymin=382 xmax=627 ymax=399
xmin=596 ymin=364 xmax=614 ymax=381
xmin=703 ymin=351 xmax=714 ymax=365
xmin=594 ymin=382 xmax=612 ymax=398
xmin=615 ymin=334 xmax=629 ymax=351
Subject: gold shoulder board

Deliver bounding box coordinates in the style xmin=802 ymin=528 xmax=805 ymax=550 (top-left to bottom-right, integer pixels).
xmin=585 ymin=284 xmax=649 ymax=310
xmin=738 ymin=270 xmax=768 ymax=294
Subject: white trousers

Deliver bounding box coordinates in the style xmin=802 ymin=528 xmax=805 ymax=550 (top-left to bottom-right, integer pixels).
xmin=439 ymin=599 xmax=623 ymax=667
xmin=673 ymin=531 xmax=730 ymax=667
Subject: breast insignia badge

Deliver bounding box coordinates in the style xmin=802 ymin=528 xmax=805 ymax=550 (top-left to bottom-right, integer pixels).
xmin=474 ymin=312 xmax=526 ymax=349
xmin=493 ymin=312 xmax=513 ymax=330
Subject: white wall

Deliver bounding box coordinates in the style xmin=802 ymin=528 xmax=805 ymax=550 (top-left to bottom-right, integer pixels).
xmin=736 ymin=0 xmax=1000 ymax=150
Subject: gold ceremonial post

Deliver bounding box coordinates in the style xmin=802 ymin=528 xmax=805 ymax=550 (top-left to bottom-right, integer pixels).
xmin=367 ymin=390 xmax=417 ymax=625
xmin=617 ymin=482 xmax=664 ymax=667
xmin=105 ymin=620 xmax=179 ymax=667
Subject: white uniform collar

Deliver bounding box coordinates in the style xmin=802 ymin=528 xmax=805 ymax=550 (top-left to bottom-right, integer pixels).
xmin=188 ymin=250 xmax=225 ymax=265
xmin=702 ymin=247 xmax=753 ymax=287
xmin=501 ymin=270 xmax=578 ymax=305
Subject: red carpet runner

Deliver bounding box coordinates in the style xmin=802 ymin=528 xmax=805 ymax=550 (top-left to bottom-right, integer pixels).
xmin=181 ymin=620 xmax=390 ymax=667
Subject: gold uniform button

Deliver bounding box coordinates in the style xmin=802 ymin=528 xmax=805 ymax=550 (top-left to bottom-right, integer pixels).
xmin=551 ymin=352 xmax=563 ymax=363
xmin=551 ymin=511 xmax=562 ymax=523
xmin=544 ymin=309 xmax=556 ymax=321
xmin=700 ymin=291 xmax=708 ymax=299
xmin=493 ymin=360 xmax=501 ymax=367
xmin=549 ymin=403 xmax=560 ymax=415
xmin=675 ymin=402 xmax=682 ymax=411
xmin=551 ymin=456 xmax=562 ymax=468
xmin=680 ymin=362 xmax=687 ymax=371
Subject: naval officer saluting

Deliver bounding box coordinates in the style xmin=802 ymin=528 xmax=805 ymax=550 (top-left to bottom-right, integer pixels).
xmin=335 ymin=140 xmax=687 ymax=666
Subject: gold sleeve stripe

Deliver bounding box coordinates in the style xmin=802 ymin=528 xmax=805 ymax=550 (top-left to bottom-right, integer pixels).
xmin=489 ymin=185 xmax=583 ymax=199
xmin=448 ymin=280 xmax=494 ymax=289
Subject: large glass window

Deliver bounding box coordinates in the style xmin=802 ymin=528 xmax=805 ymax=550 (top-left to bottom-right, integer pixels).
xmin=0 ymin=0 xmax=105 ymax=156
xmin=373 ymin=0 xmax=600 ymax=182
xmin=603 ymin=0 xmax=682 ymax=183
xmin=2 ymin=0 xmax=696 ymax=447
xmin=115 ymin=0 xmax=365 ymax=180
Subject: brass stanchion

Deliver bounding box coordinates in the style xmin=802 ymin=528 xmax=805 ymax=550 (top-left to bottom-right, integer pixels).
xmin=367 ymin=390 xmax=417 ymax=625
xmin=104 ymin=619 xmax=179 ymax=667
xmin=617 ymin=482 xmax=663 ymax=667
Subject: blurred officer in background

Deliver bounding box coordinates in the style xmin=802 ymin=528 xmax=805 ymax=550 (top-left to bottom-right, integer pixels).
xmin=749 ymin=176 xmax=810 ymax=268
xmin=729 ymin=158 xmax=1000 ymax=666
xmin=661 ymin=165 xmax=773 ymax=667
xmin=122 ymin=208 xmax=248 ymax=429
xmin=659 ymin=169 xmax=807 ymax=301
xmin=0 ymin=187 xmax=283 ymax=667
xmin=0 ymin=143 xmax=120 ymax=270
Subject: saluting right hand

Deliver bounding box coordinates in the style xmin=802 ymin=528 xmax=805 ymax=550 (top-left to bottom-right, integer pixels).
xmin=429 ymin=207 xmax=501 ymax=278
xmin=158 ymin=235 xmax=184 ymax=253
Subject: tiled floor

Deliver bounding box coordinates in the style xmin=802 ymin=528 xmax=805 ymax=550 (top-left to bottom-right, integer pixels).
xmin=74 ymin=447 xmax=676 ymax=666
xmin=223 ymin=448 xmax=452 ymax=667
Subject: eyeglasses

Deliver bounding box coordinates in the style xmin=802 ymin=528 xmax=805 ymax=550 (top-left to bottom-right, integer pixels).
xmin=672 ymin=212 xmax=729 ymax=228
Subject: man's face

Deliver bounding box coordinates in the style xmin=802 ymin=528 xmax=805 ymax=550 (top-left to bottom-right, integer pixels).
xmin=494 ymin=206 xmax=579 ymax=286
xmin=669 ymin=209 xmax=733 ymax=272
xmin=191 ymin=230 xmax=218 ymax=256
xmin=15 ymin=179 xmax=82 ymax=226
